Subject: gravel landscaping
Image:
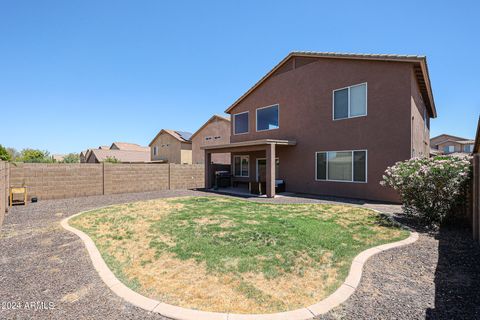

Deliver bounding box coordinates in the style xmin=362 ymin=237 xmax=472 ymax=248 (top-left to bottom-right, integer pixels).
xmin=1 ymin=190 xmax=479 ymax=319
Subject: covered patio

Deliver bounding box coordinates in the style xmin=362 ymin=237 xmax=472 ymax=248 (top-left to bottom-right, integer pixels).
xmin=202 ymin=139 xmax=296 ymax=198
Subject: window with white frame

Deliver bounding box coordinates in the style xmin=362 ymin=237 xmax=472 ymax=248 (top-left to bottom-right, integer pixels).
xmin=256 ymin=104 xmax=279 ymax=131
xmin=153 ymin=146 xmax=158 ymax=156
xmin=316 ymin=150 xmax=367 ymax=182
xmin=443 ymin=145 xmax=455 ymax=153
xmin=333 ymin=83 xmax=367 ymax=120
xmin=464 ymin=144 xmax=473 ymax=153
xmin=233 ymin=112 xmax=249 ymax=134
xmin=234 ymin=155 xmax=249 ymax=177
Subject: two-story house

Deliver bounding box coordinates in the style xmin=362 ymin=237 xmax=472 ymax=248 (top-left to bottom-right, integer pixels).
xmin=430 ymin=134 xmax=474 ymax=154
xmin=191 ymin=115 xmax=231 ymax=164
xmin=202 ymin=52 xmax=436 ymax=202
xmin=149 ymin=129 xmax=193 ymax=164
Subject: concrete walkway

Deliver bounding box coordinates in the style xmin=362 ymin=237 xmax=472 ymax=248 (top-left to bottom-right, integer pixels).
xmin=1 ymin=190 xmax=479 ymax=319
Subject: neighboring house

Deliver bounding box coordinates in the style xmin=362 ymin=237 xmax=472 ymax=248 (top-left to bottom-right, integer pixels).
xmin=191 ymin=115 xmax=231 ymax=164
xmin=149 ymin=129 xmax=193 ymax=164
xmin=85 ymin=149 xmax=150 ymax=163
xmin=110 ymin=142 xmax=150 ymax=152
xmin=52 ymin=154 xmax=65 ymax=162
xmin=202 ymin=51 xmax=436 ymax=201
xmin=430 ymin=134 xmax=474 ymax=154
xmin=80 ymin=142 xmax=150 ymax=163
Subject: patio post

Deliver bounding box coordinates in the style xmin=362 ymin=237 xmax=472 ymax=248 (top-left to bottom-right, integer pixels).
xmin=205 ymin=150 xmax=212 ymax=189
xmin=266 ymin=143 xmax=276 ymax=198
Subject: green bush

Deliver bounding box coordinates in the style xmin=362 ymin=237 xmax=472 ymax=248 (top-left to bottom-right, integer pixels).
xmin=103 ymin=156 xmax=119 ymax=163
xmin=381 ymin=155 xmax=472 ymax=226
xmin=62 ymin=153 xmax=80 ymax=163
xmin=0 ymin=144 xmax=11 ymax=161
xmin=20 ymin=149 xmax=53 ymax=163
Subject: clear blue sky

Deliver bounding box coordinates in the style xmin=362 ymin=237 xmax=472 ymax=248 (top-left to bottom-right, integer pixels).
xmin=1 ymin=0 xmax=479 ymax=154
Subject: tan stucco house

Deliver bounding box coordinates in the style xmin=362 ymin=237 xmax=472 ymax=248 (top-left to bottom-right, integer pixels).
xmin=430 ymin=134 xmax=474 ymax=154
xmin=149 ymin=129 xmax=193 ymax=164
xmin=81 ymin=142 xmax=150 ymax=163
xmin=191 ymin=115 xmax=231 ymax=164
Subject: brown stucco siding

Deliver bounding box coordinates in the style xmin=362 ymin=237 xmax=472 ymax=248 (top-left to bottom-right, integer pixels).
xmin=192 ymin=118 xmax=231 ymax=164
xmin=228 ymin=58 xmax=416 ymax=202
xmin=410 ymin=69 xmax=430 ymax=158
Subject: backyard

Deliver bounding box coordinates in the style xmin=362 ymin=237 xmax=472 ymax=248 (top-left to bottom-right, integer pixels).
xmin=1 ymin=191 xmax=479 ymax=319
xmin=69 ymin=196 xmax=408 ymax=313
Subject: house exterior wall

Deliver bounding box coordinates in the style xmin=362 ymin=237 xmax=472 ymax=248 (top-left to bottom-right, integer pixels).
xmin=150 ymin=133 xmax=182 ymax=163
xmin=436 ymin=141 xmax=467 ymax=153
xmin=180 ymin=142 xmax=193 ymax=164
xmin=192 ymin=118 xmax=231 ymax=164
xmin=228 ymin=57 xmax=424 ymax=202
xmin=410 ymin=69 xmax=430 ymax=158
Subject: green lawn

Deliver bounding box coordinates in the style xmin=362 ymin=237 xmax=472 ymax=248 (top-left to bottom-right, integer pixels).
xmin=70 ymin=196 xmax=408 ymax=313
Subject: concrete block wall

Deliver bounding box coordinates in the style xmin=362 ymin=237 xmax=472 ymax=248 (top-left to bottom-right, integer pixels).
xmin=7 ymin=163 xmax=205 ymax=203
xmin=9 ymin=163 xmax=103 ymax=200
xmin=104 ymin=163 xmax=169 ymax=195
xmin=0 ymin=161 xmax=6 ymax=226
xmin=170 ymin=164 xmax=205 ymax=190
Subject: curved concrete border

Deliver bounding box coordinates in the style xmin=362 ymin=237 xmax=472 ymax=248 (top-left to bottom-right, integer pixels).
xmin=61 ymin=207 xmax=418 ymax=320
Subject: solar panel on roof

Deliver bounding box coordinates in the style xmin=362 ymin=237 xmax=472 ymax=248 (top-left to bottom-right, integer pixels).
xmin=176 ymin=131 xmax=193 ymax=141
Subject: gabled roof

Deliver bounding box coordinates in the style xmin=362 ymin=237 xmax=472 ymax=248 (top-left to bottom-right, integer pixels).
xmin=149 ymin=129 xmax=193 ymax=146
xmin=430 ymin=134 xmax=469 ymax=142
xmin=225 ymin=51 xmax=437 ymax=118
xmin=190 ymin=115 xmax=230 ymax=139
xmin=110 ymin=142 xmax=149 ymax=152
xmin=87 ymin=149 xmax=150 ymax=163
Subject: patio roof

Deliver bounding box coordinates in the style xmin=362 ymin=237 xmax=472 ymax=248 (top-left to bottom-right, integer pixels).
xmin=201 ymin=139 xmax=296 ymax=152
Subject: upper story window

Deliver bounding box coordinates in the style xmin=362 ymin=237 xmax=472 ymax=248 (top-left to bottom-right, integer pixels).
xmin=333 ymin=83 xmax=367 ymax=120
xmin=424 ymin=108 xmax=428 ymax=131
xmin=233 ymin=112 xmax=249 ymax=135
xmin=256 ymin=104 xmax=279 ymax=131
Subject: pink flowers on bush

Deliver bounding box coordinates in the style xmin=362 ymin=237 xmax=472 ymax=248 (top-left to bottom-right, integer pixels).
xmin=381 ymin=155 xmax=472 ymax=226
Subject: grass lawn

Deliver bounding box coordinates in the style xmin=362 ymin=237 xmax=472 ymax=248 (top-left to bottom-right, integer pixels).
xmin=70 ymin=196 xmax=408 ymax=313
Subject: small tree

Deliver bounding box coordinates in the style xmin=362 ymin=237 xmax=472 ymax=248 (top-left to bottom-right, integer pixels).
xmin=20 ymin=149 xmax=53 ymax=163
xmin=6 ymin=147 xmax=20 ymax=161
xmin=381 ymin=155 xmax=472 ymax=226
xmin=62 ymin=153 xmax=80 ymax=163
xmin=103 ymin=156 xmax=119 ymax=163
xmin=0 ymin=144 xmax=12 ymax=161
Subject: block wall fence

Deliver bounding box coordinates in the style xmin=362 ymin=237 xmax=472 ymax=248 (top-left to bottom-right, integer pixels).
xmin=7 ymin=163 xmax=205 ymax=203
xmin=0 ymin=161 xmax=7 ymax=226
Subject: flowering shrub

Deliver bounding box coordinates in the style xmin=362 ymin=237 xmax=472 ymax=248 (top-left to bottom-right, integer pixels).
xmin=381 ymin=155 xmax=472 ymax=226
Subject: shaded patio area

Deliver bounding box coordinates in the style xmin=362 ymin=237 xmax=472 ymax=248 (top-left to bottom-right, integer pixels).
xmin=202 ymin=139 xmax=296 ymax=198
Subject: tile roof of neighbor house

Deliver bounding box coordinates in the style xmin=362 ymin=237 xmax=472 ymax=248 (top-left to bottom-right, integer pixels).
xmin=430 ymin=134 xmax=470 ymax=142
xmin=87 ymin=149 xmax=150 ymax=163
xmin=110 ymin=142 xmax=149 ymax=152
xmin=224 ymin=51 xmax=437 ymax=118
xmin=98 ymin=145 xmax=111 ymax=149
xmin=190 ymin=115 xmax=231 ymax=139
xmin=149 ymin=129 xmax=193 ymax=146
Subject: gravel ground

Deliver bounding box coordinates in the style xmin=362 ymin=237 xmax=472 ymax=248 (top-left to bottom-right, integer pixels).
xmin=1 ymin=190 xmax=479 ymax=319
